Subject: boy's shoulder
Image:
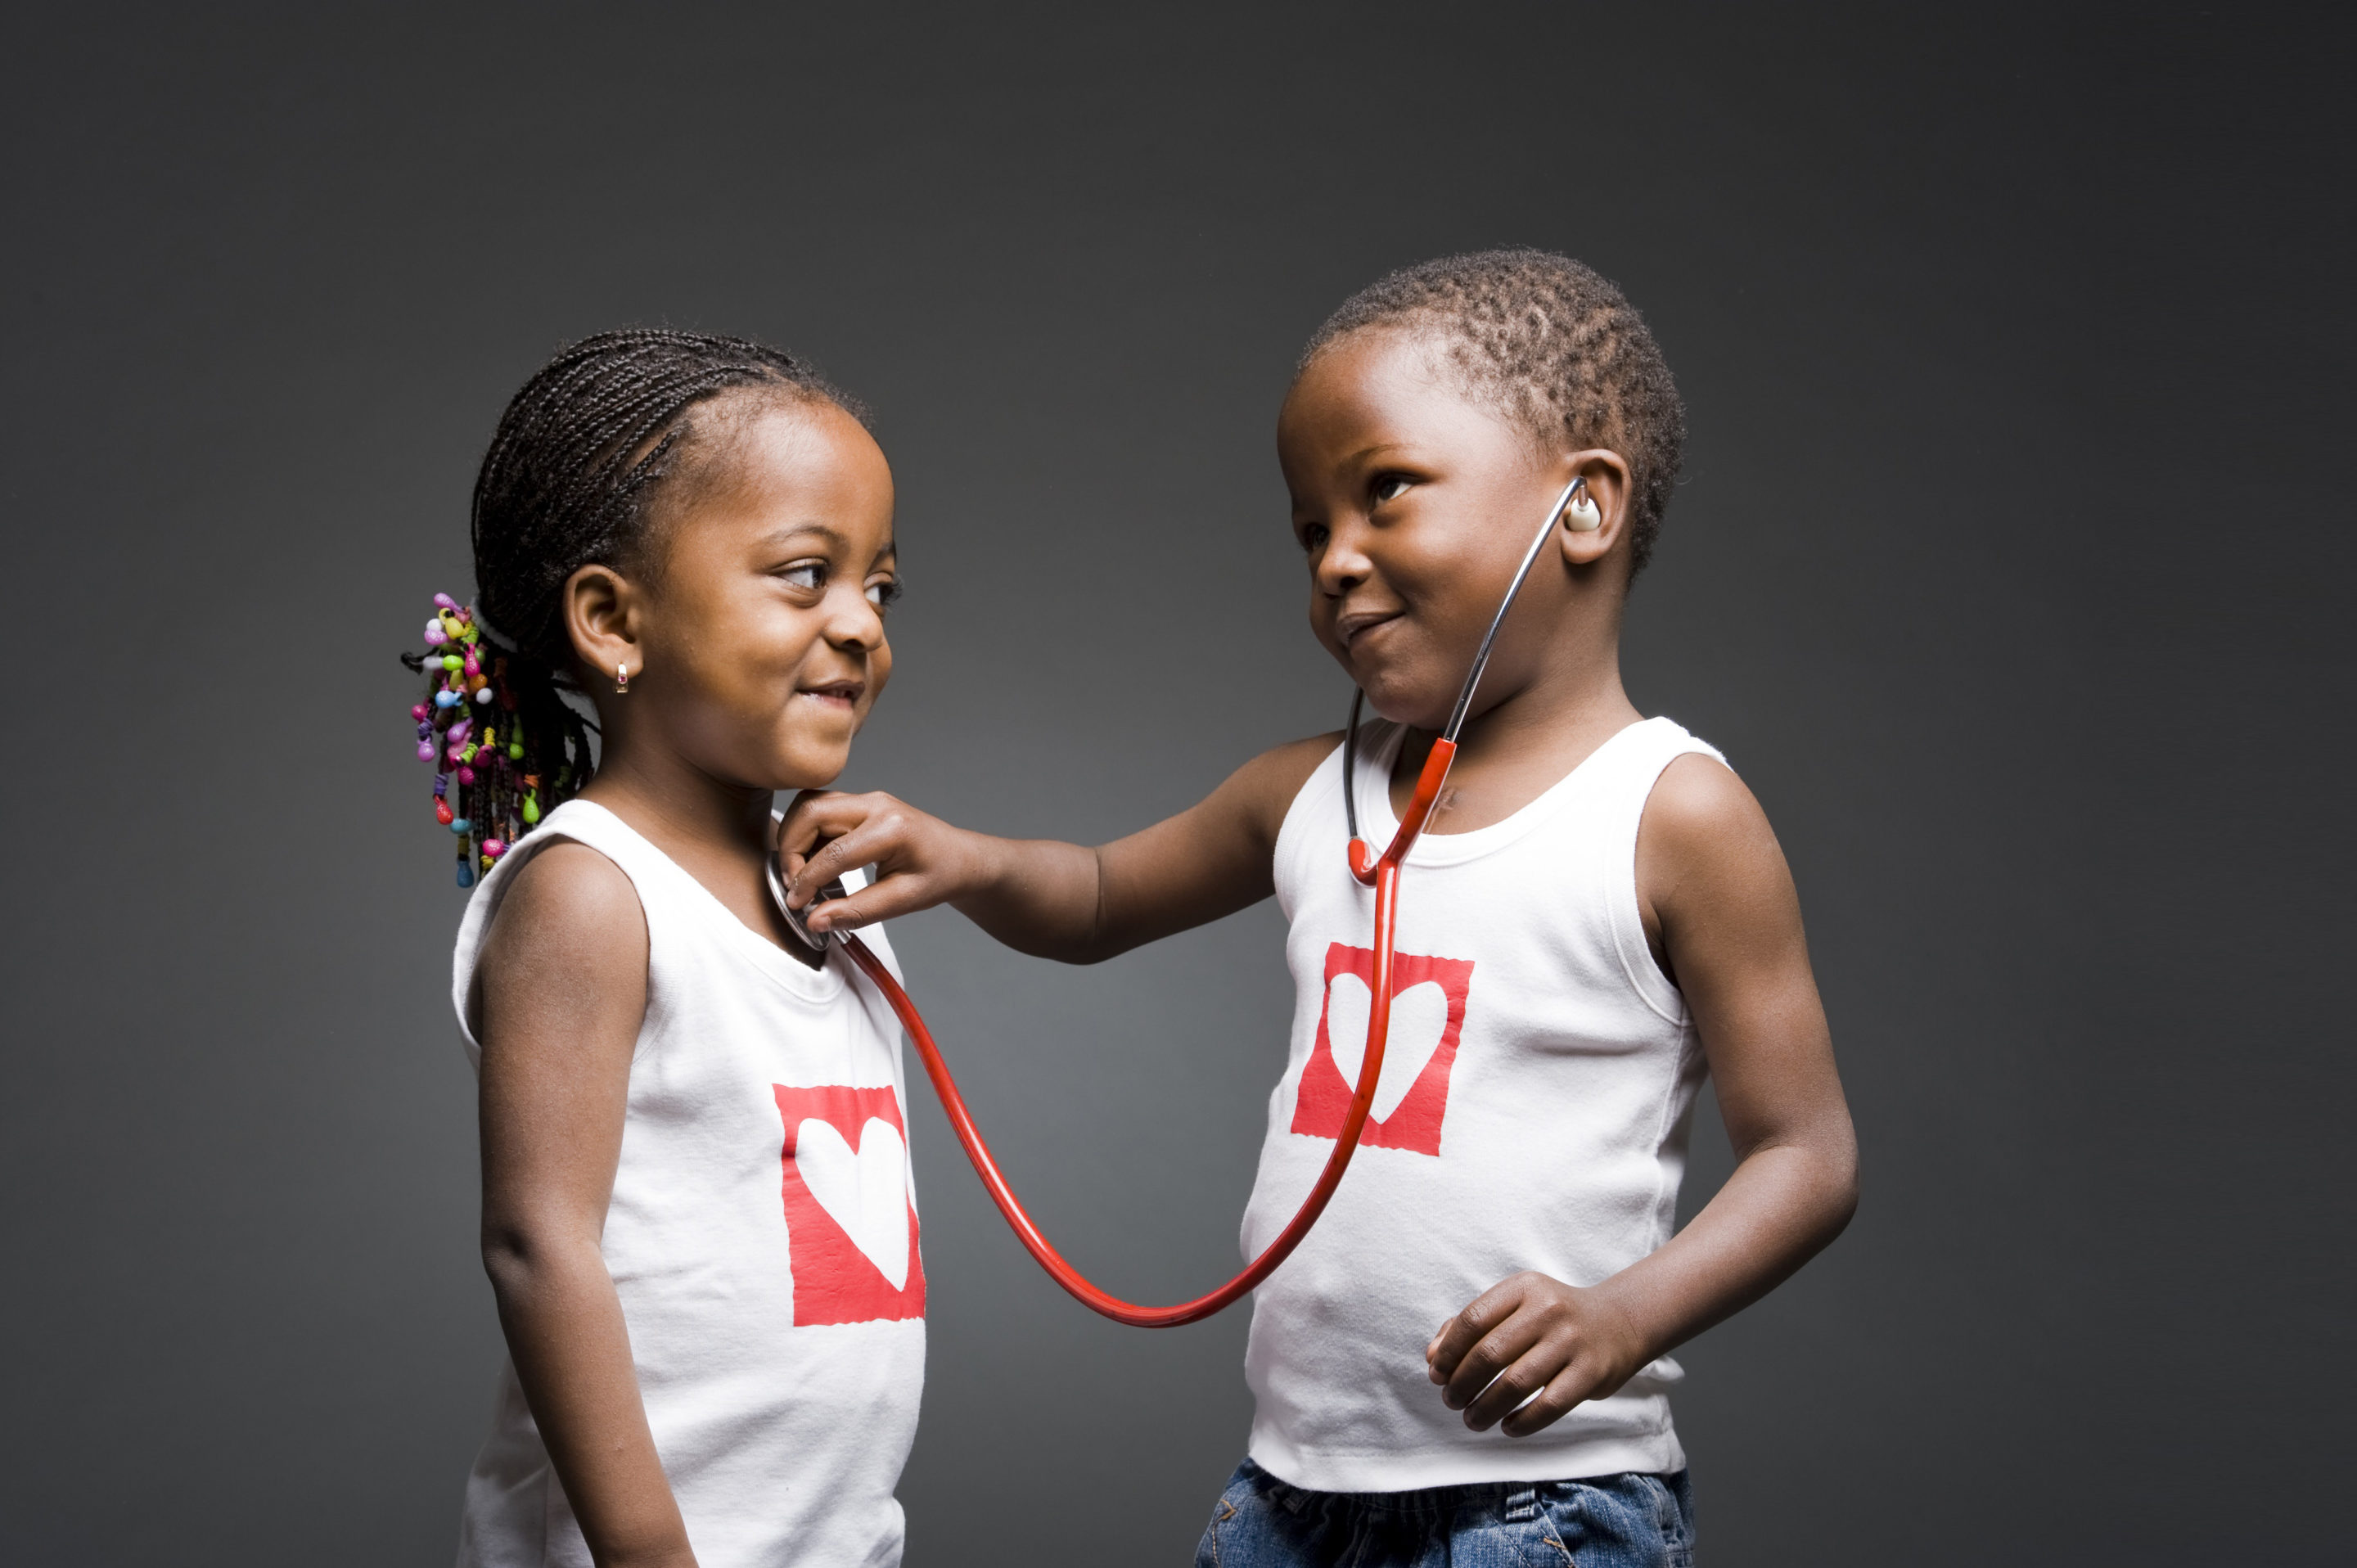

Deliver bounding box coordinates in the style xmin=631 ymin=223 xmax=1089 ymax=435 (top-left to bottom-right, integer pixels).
xmin=1635 ymin=747 xmax=1791 ymax=935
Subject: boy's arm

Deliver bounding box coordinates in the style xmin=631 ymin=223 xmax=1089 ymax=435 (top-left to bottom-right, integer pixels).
xmin=777 ymin=733 xmax=1339 ymax=963
xmin=473 ymin=845 xmax=696 ymax=1568
xmin=1425 ymin=755 xmax=1859 ymax=1437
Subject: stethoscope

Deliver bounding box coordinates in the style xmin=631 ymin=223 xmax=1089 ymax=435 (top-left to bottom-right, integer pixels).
xmin=768 ymin=475 xmax=1595 ymax=1327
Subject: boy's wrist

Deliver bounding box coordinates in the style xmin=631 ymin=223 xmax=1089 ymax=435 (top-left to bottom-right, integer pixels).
xmin=1580 ymin=1276 xmax=1664 ymax=1386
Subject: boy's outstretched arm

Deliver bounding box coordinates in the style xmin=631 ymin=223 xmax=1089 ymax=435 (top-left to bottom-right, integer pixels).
xmin=1425 ymin=755 xmax=1859 ymax=1438
xmin=776 ymin=734 xmax=1338 ymax=963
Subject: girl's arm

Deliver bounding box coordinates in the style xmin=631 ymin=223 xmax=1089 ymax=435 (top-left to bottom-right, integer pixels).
xmin=777 ymin=734 xmax=1338 ymax=962
xmin=1424 ymin=755 xmax=1859 ymax=1436
xmin=471 ymin=844 xmax=694 ymax=1568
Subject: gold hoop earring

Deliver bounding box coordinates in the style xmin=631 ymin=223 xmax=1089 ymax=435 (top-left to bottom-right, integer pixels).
xmin=615 ymin=663 xmax=631 ymax=694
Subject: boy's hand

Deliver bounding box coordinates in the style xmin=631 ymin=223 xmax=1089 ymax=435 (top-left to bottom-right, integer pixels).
xmin=1424 ymin=1272 xmax=1649 ymax=1437
xmin=776 ymin=790 xmax=1002 ymax=934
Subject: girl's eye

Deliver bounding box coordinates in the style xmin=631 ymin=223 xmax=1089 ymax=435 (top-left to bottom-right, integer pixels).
xmin=1371 ymin=475 xmax=1413 ymax=506
xmin=780 ymin=562 xmax=827 ymax=591
xmin=1298 ymin=522 xmax=1330 ymax=554
xmin=865 ymin=578 xmax=903 ymax=610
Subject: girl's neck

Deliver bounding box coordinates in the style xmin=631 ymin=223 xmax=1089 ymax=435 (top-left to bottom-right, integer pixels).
xmin=580 ymin=739 xmax=777 ymax=868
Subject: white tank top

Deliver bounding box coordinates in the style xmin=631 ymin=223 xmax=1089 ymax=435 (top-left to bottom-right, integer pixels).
xmin=448 ymin=800 xmax=925 ymax=1568
xmin=1239 ymin=717 xmax=1724 ymax=1491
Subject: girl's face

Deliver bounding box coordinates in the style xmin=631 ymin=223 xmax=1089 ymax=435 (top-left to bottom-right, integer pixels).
xmin=626 ymin=397 xmax=898 ymax=791
xmin=1277 ymin=330 xmax=1572 ymax=730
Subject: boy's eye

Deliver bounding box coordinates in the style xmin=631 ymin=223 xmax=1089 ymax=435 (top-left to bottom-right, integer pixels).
xmin=865 ymin=577 xmax=903 ymax=610
xmin=779 ymin=561 xmax=827 ymax=591
xmin=1371 ymin=475 xmax=1413 ymax=506
xmin=1298 ymin=522 xmax=1330 ymax=553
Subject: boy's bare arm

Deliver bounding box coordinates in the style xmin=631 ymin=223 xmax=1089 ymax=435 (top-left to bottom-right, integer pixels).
xmin=777 ymin=734 xmax=1338 ymax=962
xmin=1426 ymin=755 xmax=1858 ymax=1437
xmin=475 ymin=845 xmax=696 ymax=1568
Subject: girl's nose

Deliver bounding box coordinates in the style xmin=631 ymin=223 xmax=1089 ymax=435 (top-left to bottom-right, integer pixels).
xmin=824 ymin=587 xmax=886 ymax=651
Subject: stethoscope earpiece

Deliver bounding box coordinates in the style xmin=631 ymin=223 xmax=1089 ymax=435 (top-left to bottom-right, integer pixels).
xmin=1560 ymin=479 xmax=1602 ymax=533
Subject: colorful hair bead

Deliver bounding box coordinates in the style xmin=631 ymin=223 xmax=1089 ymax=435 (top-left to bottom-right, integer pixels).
xmin=408 ymin=593 xmax=590 ymax=890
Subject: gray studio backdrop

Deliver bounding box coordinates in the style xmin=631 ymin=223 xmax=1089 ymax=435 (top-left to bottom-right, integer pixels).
xmin=2 ymin=6 xmax=2342 ymax=1565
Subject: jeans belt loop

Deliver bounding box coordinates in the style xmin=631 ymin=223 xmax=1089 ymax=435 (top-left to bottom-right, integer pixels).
xmin=1504 ymin=1485 xmax=1539 ymax=1522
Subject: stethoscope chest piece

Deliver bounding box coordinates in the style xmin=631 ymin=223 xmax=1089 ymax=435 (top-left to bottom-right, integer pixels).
xmin=764 ymin=852 xmax=846 ymax=962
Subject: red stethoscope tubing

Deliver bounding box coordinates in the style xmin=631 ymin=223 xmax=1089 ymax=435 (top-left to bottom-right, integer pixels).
xmin=827 ymin=736 xmax=1457 ymax=1328
xmin=809 ymin=474 xmax=1580 ymax=1327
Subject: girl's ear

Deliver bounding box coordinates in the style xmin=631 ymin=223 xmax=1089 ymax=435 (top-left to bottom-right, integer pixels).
xmin=1554 ymin=449 xmax=1636 ymax=571
xmin=562 ymin=563 xmax=645 ymax=687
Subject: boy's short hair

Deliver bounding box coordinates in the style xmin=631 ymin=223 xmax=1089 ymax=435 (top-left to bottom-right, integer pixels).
xmin=1301 ymin=249 xmax=1686 ymax=574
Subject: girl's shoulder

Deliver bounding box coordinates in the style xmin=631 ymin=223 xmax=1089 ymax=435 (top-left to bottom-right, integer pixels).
xmin=460 ymin=831 xmax=648 ymax=1052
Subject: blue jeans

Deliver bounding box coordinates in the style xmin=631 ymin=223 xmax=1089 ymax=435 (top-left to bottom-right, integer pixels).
xmin=1194 ymin=1458 xmax=1695 ymax=1568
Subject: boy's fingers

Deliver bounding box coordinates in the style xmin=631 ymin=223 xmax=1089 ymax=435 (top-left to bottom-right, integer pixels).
xmin=789 ymin=812 xmax=912 ymax=908
xmin=1426 ymin=1281 xmax=1526 ymax=1378
xmin=776 ymin=789 xmax=850 ymax=856
xmin=1440 ymin=1313 xmax=1547 ymax=1413
xmin=1458 ymin=1336 xmax=1571 ymax=1430
xmin=1496 ymin=1366 xmax=1588 ymax=1438
xmin=803 ymin=883 xmax=896 ymax=935
xmin=778 ymin=790 xmax=902 ymax=868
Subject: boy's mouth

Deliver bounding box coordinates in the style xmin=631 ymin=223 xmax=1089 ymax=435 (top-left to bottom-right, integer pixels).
xmin=798 ymin=679 xmax=864 ymax=710
xmin=1335 ymin=607 xmax=1404 ymax=650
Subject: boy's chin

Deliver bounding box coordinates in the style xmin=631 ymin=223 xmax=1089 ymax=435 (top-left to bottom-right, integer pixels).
xmin=1358 ymin=677 xmax=1458 ymax=732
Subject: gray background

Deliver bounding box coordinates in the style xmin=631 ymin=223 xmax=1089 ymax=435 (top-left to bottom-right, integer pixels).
xmin=2 ymin=4 xmax=2344 ymax=1563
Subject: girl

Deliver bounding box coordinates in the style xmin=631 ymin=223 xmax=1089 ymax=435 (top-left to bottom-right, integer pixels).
xmin=412 ymin=330 xmax=922 ymax=1568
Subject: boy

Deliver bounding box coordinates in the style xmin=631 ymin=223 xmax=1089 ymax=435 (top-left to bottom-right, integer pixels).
xmin=782 ymin=250 xmax=1857 ymax=1565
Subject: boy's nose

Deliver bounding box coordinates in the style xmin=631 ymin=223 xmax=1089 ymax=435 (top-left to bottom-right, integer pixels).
xmin=1315 ymin=517 xmax=1375 ymax=597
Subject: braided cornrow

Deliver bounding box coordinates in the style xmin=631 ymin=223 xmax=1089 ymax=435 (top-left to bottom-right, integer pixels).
xmin=403 ymin=328 xmax=866 ymax=885
xmin=1300 ymin=250 xmax=1687 ymax=574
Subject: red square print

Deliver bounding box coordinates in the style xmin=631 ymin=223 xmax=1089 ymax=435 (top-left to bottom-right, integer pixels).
xmin=773 ymin=1084 xmax=926 ymax=1326
xmin=1289 ymin=941 xmax=1476 ymax=1158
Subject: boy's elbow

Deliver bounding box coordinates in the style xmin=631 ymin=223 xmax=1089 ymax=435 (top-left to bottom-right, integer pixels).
xmin=480 ymin=1214 xmax=586 ymax=1299
xmin=1818 ymin=1130 xmax=1860 ymax=1239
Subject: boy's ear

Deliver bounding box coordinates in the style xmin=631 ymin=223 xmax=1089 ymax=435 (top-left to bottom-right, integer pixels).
xmin=1554 ymin=450 xmax=1635 ymax=571
xmin=562 ymin=563 xmax=646 ymax=686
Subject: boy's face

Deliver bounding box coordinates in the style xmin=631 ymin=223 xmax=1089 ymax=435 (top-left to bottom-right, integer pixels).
xmin=1278 ymin=330 xmax=1602 ymax=730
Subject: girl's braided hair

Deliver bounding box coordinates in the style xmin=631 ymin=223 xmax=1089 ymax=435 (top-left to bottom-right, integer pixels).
xmin=403 ymin=327 xmax=866 ymax=885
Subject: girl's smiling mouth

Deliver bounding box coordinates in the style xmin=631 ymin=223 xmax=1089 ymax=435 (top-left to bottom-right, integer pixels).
xmin=799 ymin=679 xmax=864 ymax=709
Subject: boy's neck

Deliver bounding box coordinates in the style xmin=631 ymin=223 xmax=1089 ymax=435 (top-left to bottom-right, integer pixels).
xmin=1391 ymin=634 xmax=1643 ymax=837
